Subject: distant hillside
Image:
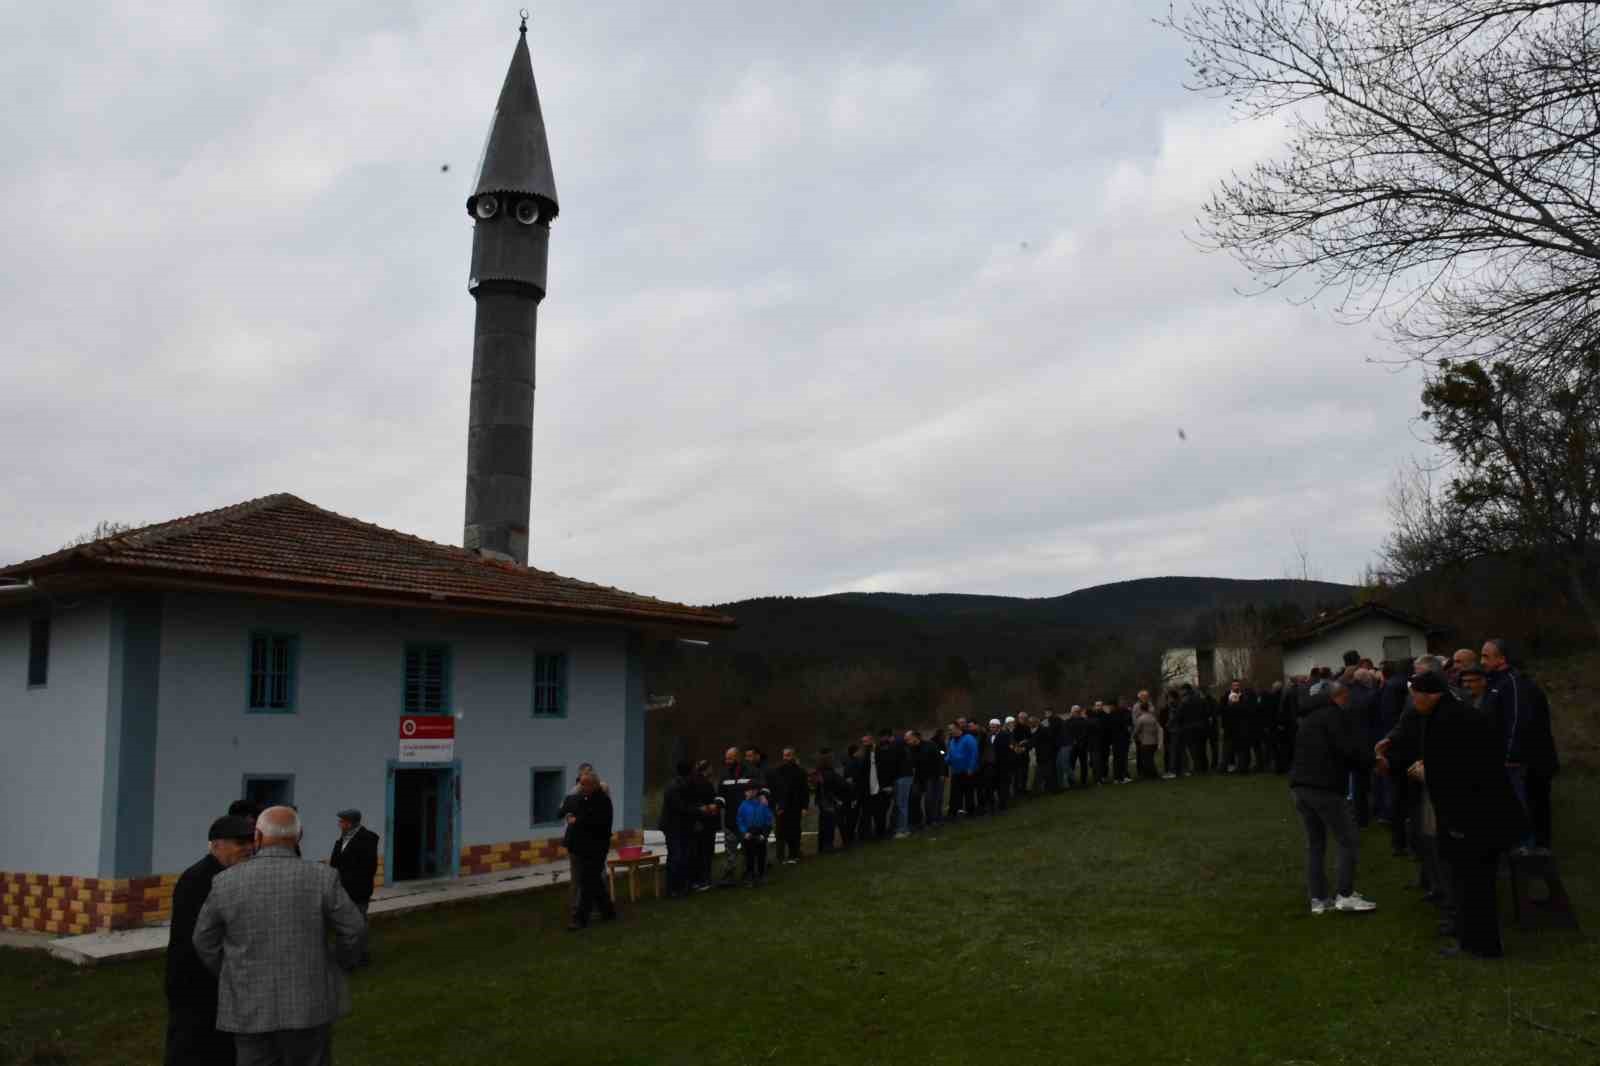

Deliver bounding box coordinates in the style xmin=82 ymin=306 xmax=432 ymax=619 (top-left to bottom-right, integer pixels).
xmin=644 ymin=576 xmax=1352 ymax=784
xmin=709 ymin=577 xmax=1352 ymax=662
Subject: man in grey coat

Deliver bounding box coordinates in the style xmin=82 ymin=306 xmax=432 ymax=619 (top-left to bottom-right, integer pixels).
xmin=194 ymin=805 xmax=366 ymax=1066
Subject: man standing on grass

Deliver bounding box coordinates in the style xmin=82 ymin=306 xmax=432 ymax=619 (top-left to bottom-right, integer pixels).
xmin=946 ymin=723 xmax=979 ymax=816
xmin=773 ymin=747 xmax=810 ymax=864
xmin=166 ymin=815 xmax=255 ymax=1066
xmin=1064 ymin=706 xmax=1092 ymax=787
xmin=193 ymin=807 xmax=365 ymax=1065
xmin=1380 ymin=670 xmax=1526 ymax=958
xmin=1288 ymin=683 xmax=1377 ymax=915
xmin=563 ymin=769 xmax=617 ymax=930
xmin=1482 ymin=637 xmax=1559 ymax=853
xmin=1032 ymin=711 xmax=1059 ymax=794
xmin=328 ymin=809 xmax=377 ymax=966
xmin=717 ymin=748 xmax=753 ymax=885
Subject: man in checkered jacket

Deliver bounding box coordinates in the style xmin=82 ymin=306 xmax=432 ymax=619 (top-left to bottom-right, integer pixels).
xmin=194 ymin=806 xmax=366 ymax=1066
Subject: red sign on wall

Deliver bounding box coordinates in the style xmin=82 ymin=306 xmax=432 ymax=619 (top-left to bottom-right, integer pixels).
xmin=399 ymin=715 xmax=456 ymax=740
xmin=399 ymin=715 xmax=455 ymax=762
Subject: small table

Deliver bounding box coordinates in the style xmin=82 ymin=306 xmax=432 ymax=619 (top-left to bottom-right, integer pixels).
xmin=606 ymin=853 xmax=663 ymax=902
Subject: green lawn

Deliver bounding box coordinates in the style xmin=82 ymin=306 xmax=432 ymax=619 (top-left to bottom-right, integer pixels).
xmin=4 ymin=772 xmax=1597 ymax=1066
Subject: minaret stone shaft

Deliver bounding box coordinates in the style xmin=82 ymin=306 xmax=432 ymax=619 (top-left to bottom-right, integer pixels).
xmin=462 ymin=20 xmax=559 ymax=565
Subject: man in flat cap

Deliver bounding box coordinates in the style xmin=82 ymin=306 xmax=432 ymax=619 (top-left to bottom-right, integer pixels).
xmin=165 ymin=815 xmax=255 ymax=1066
xmin=1379 ymin=670 xmax=1527 ymax=958
xmin=195 ymin=806 xmax=365 ymax=1065
xmin=330 ymin=809 xmax=379 ymax=965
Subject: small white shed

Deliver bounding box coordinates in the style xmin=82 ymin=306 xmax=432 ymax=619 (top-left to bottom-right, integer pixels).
xmin=1270 ymin=602 xmax=1440 ymax=679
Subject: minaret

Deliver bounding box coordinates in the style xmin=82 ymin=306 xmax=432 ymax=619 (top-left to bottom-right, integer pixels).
xmin=463 ymin=15 xmax=559 ymax=565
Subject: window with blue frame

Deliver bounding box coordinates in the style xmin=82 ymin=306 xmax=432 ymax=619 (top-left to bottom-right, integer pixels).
xmin=247 ymin=633 xmax=298 ymax=712
xmin=531 ymin=767 xmax=565 ymax=825
xmin=243 ymin=774 xmax=294 ymax=809
xmin=532 ymin=651 xmax=567 ymax=718
xmin=403 ymin=644 xmax=452 ymax=714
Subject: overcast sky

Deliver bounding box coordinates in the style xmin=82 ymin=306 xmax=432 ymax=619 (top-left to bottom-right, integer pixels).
xmin=0 ymin=1 xmax=1433 ymax=605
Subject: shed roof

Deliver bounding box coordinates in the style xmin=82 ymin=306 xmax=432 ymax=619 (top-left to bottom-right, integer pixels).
xmin=0 ymin=494 xmax=734 ymax=632
xmin=1266 ymin=601 xmax=1442 ymax=648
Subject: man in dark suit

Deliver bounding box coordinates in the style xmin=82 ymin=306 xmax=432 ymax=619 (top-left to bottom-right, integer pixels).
xmin=165 ymin=815 xmax=255 ymax=1066
xmin=329 ymin=808 xmax=378 ymax=964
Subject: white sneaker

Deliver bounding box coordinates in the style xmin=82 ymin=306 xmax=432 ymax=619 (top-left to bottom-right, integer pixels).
xmin=1334 ymin=892 xmax=1377 ymax=913
xmin=1310 ymin=898 xmax=1330 ymax=915
xmin=1162 ymin=773 xmax=1177 ymax=780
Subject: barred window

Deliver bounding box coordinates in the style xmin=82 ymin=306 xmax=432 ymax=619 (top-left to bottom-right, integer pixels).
xmin=404 ymin=644 xmax=451 ymax=715
xmin=532 ymin=652 xmax=567 ymax=718
xmin=247 ymin=633 xmax=297 ymax=712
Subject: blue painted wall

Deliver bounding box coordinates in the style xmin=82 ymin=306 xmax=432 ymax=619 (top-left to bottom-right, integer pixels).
xmin=148 ymin=593 xmax=638 ymax=876
xmin=0 ymin=598 xmax=113 ymax=877
xmin=102 ymin=595 xmax=162 ymax=877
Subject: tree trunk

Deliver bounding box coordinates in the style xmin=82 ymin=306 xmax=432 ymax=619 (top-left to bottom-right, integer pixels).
xmin=1563 ymin=559 xmax=1600 ymax=646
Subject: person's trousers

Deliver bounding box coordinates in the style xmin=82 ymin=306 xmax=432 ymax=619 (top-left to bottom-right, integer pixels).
xmin=1013 ymin=761 xmax=1029 ymax=796
xmin=1525 ymin=770 xmax=1554 ymax=849
xmin=817 ymin=809 xmax=838 ymax=851
xmin=1136 ymin=744 xmax=1158 ymax=779
xmin=1112 ymin=735 xmax=1131 ymax=781
xmin=233 ymin=1025 xmax=332 ymax=1066
xmin=1162 ymin=729 xmax=1179 ymax=775
xmin=992 ymin=771 xmax=1010 ymax=812
xmin=1292 ymin=787 xmax=1359 ymax=901
xmin=1221 ymin=734 xmax=1236 ymax=772
xmin=354 ymin=900 xmax=370 ymax=964
xmin=1070 ymin=745 xmax=1089 ymax=786
xmin=665 ymin=832 xmax=692 ymax=894
xmin=868 ymin=790 xmax=891 ymax=838
xmin=1232 ymin=736 xmax=1252 ymax=774
xmin=1187 ymin=732 xmax=1209 ymax=773
xmin=776 ymin=809 xmax=803 ymax=861
xmin=166 ymin=1007 xmax=235 ymax=1066
xmin=1206 ymin=728 xmax=1219 ymax=768
xmin=572 ymin=852 xmax=614 ymax=923
xmin=696 ymin=828 xmax=717 ymax=883
xmin=720 ymin=827 xmax=744 ymax=881
xmin=923 ymin=777 xmax=945 ymax=828
xmin=1093 ymin=744 xmax=1109 ymax=783
xmin=1350 ymin=769 xmax=1371 ymax=827
xmin=1388 ymin=776 xmax=1411 ymax=853
xmin=894 ymin=776 xmax=914 ymax=834
xmin=1449 ymin=844 xmax=1504 ymax=957
xmin=1055 ymin=747 xmax=1072 ymax=790
xmin=743 ymin=837 xmax=768 ymax=881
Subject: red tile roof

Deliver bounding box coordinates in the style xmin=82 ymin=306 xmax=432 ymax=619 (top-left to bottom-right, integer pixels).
xmin=0 ymin=494 xmax=734 ymax=631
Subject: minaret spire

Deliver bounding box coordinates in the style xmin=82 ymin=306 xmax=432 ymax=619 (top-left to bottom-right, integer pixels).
xmin=462 ymin=19 xmax=558 ymax=565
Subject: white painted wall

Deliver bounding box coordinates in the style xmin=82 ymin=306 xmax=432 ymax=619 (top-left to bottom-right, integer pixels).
xmin=1281 ymin=618 xmax=1426 ymax=679
xmin=1161 ymin=646 xmax=1253 ymax=688
xmin=149 ymin=592 xmax=636 ymax=876
xmin=0 ymin=598 xmax=112 ymax=876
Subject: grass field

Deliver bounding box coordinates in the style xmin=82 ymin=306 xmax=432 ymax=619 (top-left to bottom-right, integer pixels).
xmin=3 ymin=771 xmax=1596 ymax=1066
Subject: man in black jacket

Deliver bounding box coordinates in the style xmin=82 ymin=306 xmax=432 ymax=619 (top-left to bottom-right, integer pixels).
xmin=1107 ymin=700 xmax=1134 ymax=783
xmin=562 ymin=769 xmax=616 ymax=929
xmin=1033 ymin=712 xmax=1060 ymax=792
xmin=165 ymin=815 xmax=255 ymax=1066
xmin=1288 ymin=683 xmax=1377 ymax=914
xmin=1381 ymin=671 xmax=1528 ymax=958
xmin=716 ymin=748 xmax=753 ymax=884
xmin=1063 ymin=707 xmax=1091 ymax=787
xmin=660 ymin=762 xmax=704 ymax=895
xmin=329 ymin=808 xmax=379 ymax=964
xmin=1482 ymin=638 xmax=1559 ymax=852
xmin=773 ymin=747 xmax=810 ymax=864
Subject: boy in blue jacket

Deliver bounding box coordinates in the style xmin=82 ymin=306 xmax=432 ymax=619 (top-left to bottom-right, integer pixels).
xmin=737 ymin=784 xmax=775 ymax=886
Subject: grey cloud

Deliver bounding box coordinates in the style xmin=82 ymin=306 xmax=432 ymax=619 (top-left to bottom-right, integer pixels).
xmin=1 ymin=2 xmax=1425 ymax=603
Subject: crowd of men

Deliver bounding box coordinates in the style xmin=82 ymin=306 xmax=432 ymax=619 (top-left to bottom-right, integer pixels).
xmin=658 ymin=638 xmax=1559 ymax=966
xmin=162 ymin=639 xmax=1556 ymax=1061
xmin=1287 ymin=638 xmax=1558 ymax=960
xmin=163 ymin=767 xmax=618 ymax=1065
